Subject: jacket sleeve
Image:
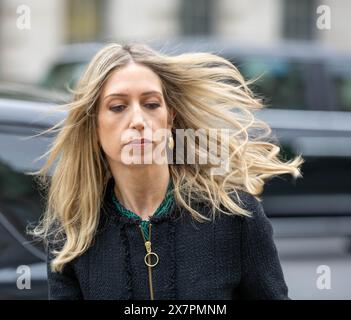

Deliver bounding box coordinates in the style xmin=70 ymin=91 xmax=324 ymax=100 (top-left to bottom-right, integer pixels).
xmin=237 ymin=192 xmax=290 ymax=300
xmin=46 ymin=233 xmax=83 ymax=300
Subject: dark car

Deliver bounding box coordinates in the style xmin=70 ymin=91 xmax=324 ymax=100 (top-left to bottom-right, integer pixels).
xmin=40 ymin=39 xmax=351 ymax=113
xmin=0 ymin=83 xmax=64 ymax=299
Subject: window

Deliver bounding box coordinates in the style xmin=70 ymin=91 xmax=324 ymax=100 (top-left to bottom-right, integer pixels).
xmin=282 ymin=0 xmax=317 ymax=40
xmin=66 ymin=0 xmax=104 ymax=43
xmin=0 ymin=127 xmax=52 ymax=260
xmin=40 ymin=62 xmax=87 ymax=92
xmin=232 ymin=56 xmax=309 ymax=110
xmin=326 ymin=60 xmax=351 ymax=112
xmin=179 ymin=0 xmax=216 ymax=36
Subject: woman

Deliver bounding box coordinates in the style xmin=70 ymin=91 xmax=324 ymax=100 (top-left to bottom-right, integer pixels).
xmin=30 ymin=42 xmax=303 ymax=300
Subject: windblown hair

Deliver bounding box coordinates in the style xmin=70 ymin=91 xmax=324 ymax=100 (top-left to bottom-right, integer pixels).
xmin=28 ymin=42 xmax=304 ymax=273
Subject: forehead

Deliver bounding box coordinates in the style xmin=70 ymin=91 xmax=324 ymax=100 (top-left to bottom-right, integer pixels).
xmin=101 ymin=63 xmax=163 ymax=97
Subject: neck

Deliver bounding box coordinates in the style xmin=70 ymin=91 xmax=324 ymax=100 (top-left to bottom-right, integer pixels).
xmin=111 ymin=163 xmax=171 ymax=221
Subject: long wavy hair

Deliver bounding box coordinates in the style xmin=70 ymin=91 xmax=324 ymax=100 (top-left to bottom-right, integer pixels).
xmin=28 ymin=42 xmax=304 ymax=273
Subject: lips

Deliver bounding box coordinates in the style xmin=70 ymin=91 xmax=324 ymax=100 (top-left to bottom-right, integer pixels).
xmin=128 ymin=138 xmax=152 ymax=145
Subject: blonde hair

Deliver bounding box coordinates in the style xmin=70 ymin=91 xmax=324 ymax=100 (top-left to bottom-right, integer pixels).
xmin=28 ymin=42 xmax=304 ymax=273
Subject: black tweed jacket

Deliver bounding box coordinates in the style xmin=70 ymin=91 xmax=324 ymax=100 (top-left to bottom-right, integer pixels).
xmin=46 ymin=178 xmax=290 ymax=300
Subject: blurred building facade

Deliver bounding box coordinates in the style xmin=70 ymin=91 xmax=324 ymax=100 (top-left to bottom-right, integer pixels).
xmin=0 ymin=0 xmax=350 ymax=83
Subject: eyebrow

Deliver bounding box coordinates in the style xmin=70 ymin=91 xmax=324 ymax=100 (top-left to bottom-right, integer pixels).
xmin=103 ymin=90 xmax=162 ymax=101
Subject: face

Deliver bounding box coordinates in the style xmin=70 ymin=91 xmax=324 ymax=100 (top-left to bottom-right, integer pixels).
xmin=97 ymin=61 xmax=175 ymax=166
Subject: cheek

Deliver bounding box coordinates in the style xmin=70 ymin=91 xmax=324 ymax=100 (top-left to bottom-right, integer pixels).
xmin=155 ymin=109 xmax=170 ymax=128
xmin=151 ymin=111 xmax=171 ymax=146
xmin=97 ymin=114 xmax=123 ymax=159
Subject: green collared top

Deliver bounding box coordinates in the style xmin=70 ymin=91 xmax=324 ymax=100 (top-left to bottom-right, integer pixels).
xmin=110 ymin=179 xmax=174 ymax=241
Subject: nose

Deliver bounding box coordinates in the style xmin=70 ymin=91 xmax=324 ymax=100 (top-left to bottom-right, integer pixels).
xmin=129 ymin=104 xmax=146 ymax=130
